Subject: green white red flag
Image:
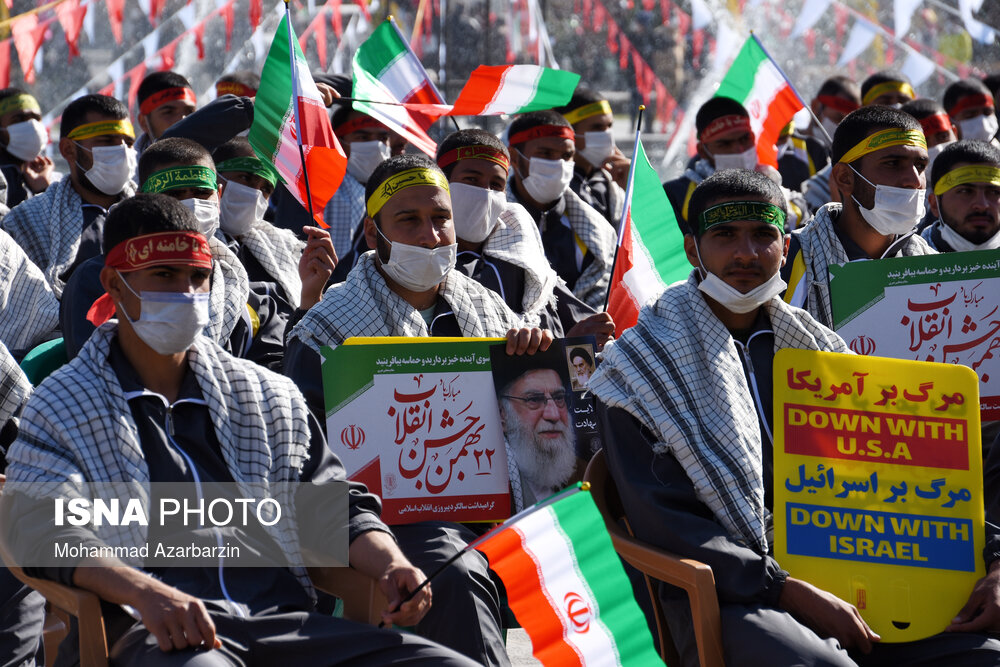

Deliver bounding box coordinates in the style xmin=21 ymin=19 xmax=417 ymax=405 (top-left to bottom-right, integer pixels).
xmin=716 ymin=35 xmax=804 ymax=168
xmin=248 ymin=13 xmax=345 ymax=227
xmin=475 ymin=486 xmax=662 ymax=666
xmin=606 ymin=139 xmax=689 ymax=337
xmin=352 ymin=19 xmax=447 ymax=157
xmin=447 ymin=65 xmax=580 ymax=116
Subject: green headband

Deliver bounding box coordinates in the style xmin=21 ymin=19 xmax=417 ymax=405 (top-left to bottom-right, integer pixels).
xmin=141 ymin=165 xmax=218 ymax=194
xmin=215 ymin=157 xmax=278 ymax=188
xmin=698 ymin=200 xmax=786 ymax=235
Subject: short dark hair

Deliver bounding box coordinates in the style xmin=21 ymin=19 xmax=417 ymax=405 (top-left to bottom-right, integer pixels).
xmin=687 ymin=169 xmax=787 ymax=237
xmin=60 ymin=94 xmax=128 ymax=140
xmin=365 ymin=153 xmax=442 ymax=224
xmin=138 ymin=137 xmax=215 ymax=187
xmin=103 ymin=193 xmax=199 ymax=253
xmin=815 ymin=76 xmax=861 ymax=104
xmin=216 ymin=70 xmax=260 ymax=93
xmin=436 ymin=129 xmax=509 ymax=178
xmin=861 ymin=70 xmax=911 ymax=104
xmin=211 ymin=136 xmax=255 ymax=164
xmin=569 ymin=347 xmax=593 ymax=367
xmin=137 ymin=71 xmax=193 ymax=109
xmin=507 ymin=110 xmax=571 ymax=150
xmin=831 ymin=106 xmax=923 ymax=164
xmin=930 ymin=139 xmax=1000 ymax=190
xmin=695 ymin=97 xmax=748 ymax=136
xmin=900 ymin=98 xmax=946 ymax=121
xmin=943 ymin=78 xmax=993 ymax=116
xmin=554 ymin=86 xmax=606 ymax=116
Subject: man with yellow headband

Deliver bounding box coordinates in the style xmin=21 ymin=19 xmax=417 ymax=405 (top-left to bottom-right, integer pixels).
xmin=782 ymin=106 xmax=936 ymax=327
xmin=860 ymin=71 xmax=916 ymax=108
xmin=506 ymin=110 xmax=617 ymax=310
xmin=0 ymin=87 xmax=56 ymax=208
xmin=554 ymin=87 xmax=629 ymax=225
xmin=1 ymin=94 xmax=136 ymax=298
xmin=286 ymin=154 xmax=552 ymax=667
xmin=922 ymin=140 xmax=1000 ymax=252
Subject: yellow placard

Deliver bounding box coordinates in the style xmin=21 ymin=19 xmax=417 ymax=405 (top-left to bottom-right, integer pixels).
xmin=774 ymin=349 xmax=983 ymax=642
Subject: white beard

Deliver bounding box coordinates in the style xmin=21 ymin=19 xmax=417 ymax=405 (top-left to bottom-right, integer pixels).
xmin=504 ymin=414 xmax=577 ymax=493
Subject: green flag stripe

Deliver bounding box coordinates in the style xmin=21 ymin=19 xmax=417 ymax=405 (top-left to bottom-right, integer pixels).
xmin=715 ymin=37 xmax=765 ymax=103
xmin=248 ymin=14 xmax=295 ymax=161
xmin=551 ymin=492 xmax=663 ymax=664
xmin=514 ymin=68 xmax=582 ymax=113
xmin=630 ymin=140 xmax=690 ymax=285
xmin=353 ymin=21 xmax=407 ymax=79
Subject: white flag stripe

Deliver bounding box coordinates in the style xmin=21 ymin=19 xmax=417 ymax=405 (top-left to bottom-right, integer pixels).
xmin=483 ymin=64 xmax=544 ymax=115
xmin=516 ymin=508 xmax=623 ymax=666
xmin=621 ymin=224 xmax=667 ymax=311
xmin=744 ymin=62 xmax=787 ymax=138
xmin=377 ymin=50 xmax=431 ymax=101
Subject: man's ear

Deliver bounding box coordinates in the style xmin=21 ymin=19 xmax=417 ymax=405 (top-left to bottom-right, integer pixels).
xmin=137 ymin=113 xmax=151 ymax=138
xmin=99 ymin=266 xmax=123 ymax=303
xmin=831 ymin=162 xmax=855 ymax=198
xmin=363 ymin=216 xmax=378 ymax=251
xmin=58 ymin=137 xmax=77 ymax=165
xmin=510 ymin=147 xmax=527 ymax=179
xmin=696 ymin=141 xmax=710 ymax=162
xmin=780 ymin=233 xmax=791 ymax=267
xmin=683 ymin=233 xmax=701 ymax=269
xmin=928 ymin=191 xmax=940 ymax=219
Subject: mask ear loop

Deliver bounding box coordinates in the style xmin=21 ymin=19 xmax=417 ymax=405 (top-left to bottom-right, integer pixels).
xmin=692 ymin=234 xmax=709 ymax=281
xmin=114 ymin=269 xmax=142 ymax=324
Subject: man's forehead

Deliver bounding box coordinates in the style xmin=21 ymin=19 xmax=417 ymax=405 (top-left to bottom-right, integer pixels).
xmin=523 ymin=136 xmax=574 ymax=152
xmin=512 ymin=368 xmax=562 ymax=390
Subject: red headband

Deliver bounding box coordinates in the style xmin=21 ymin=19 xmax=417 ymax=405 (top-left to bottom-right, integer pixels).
xmin=87 ymin=232 xmax=214 ymax=326
xmin=139 ymin=87 xmax=197 ymax=116
xmin=215 ymin=82 xmax=257 ymax=98
xmin=947 ymin=93 xmax=995 ymax=117
xmin=508 ymin=125 xmax=574 ymax=146
xmin=815 ymin=94 xmax=860 ymax=115
xmin=335 ymin=115 xmax=385 ymax=137
xmin=437 ymin=145 xmax=510 ymax=172
xmin=920 ymin=112 xmax=953 ymax=136
xmin=700 ymin=114 xmax=752 ymax=143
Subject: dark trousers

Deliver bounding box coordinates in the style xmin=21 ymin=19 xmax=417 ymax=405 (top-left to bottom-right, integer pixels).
xmin=0 ymin=566 xmax=44 ymax=667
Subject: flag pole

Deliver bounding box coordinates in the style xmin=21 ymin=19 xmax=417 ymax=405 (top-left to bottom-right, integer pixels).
xmin=285 ymin=0 xmax=317 ymax=222
xmin=377 ymin=483 xmax=590 ymax=627
xmin=600 ymin=105 xmax=644 ymax=314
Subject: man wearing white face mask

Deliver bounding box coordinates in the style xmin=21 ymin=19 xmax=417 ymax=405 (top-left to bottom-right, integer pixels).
xmin=505 ymin=111 xmax=617 ymax=310
xmin=0 ymin=88 xmax=57 ymax=208
xmin=922 ymin=140 xmax=1000 ymax=253
xmin=554 ymin=88 xmax=628 ymax=225
xmin=783 ymin=106 xmax=936 ymax=328
xmin=945 ymin=78 xmax=1000 ymax=147
xmin=286 ymin=155 xmax=552 ymax=667
xmin=2 ymin=94 xmax=136 ymax=298
xmin=437 ymin=129 xmax=615 ymax=347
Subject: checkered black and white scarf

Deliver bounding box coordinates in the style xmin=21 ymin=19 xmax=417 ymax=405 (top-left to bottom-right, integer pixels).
xmin=0 ymin=229 xmax=59 ymax=355
xmin=322 ymin=173 xmax=365 ymax=259
xmin=560 ymin=189 xmax=617 ymax=310
xmin=289 ymin=251 xmax=522 ymax=352
xmin=0 ymin=342 xmax=30 ymax=427
xmin=5 ymin=323 xmax=317 ymax=598
xmin=207 ymin=237 xmax=250 ymax=346
xmin=240 ymin=223 xmax=305 ymax=309
xmin=589 ymin=272 xmax=849 ymax=554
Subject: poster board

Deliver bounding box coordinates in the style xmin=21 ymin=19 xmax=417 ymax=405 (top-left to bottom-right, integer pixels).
xmin=323 ymin=338 xmax=510 ymax=525
xmin=829 ymin=249 xmax=1000 ymax=420
xmin=773 ymin=349 xmax=984 ymax=642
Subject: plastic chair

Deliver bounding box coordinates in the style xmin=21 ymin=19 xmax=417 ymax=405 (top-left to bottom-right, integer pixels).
xmin=584 ymin=449 xmax=726 ymax=667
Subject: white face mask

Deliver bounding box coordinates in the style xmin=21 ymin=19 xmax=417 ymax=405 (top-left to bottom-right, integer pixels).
xmin=694 ymin=241 xmax=787 ymax=313
xmin=957 ymin=114 xmax=999 ymax=143
xmin=518 ymin=152 xmax=574 ymax=204
xmin=77 ymin=143 xmax=136 ymax=195
xmin=118 ymin=272 xmax=211 ymax=355
xmin=5 ymin=119 xmax=47 ymax=162
xmin=448 ymin=182 xmax=507 ymax=243
xmin=180 ymin=198 xmax=221 ymax=238
xmin=219 ymin=178 xmax=267 ymax=238
xmin=578 ymin=130 xmax=615 ymax=168
xmin=346 ymin=140 xmax=390 ymax=184
xmin=712 ymin=146 xmax=758 ymax=171
xmin=849 ymin=165 xmax=925 ymax=236
xmin=927 ymin=140 xmax=955 ymax=173
xmin=376 ymin=225 xmax=457 ymax=292
xmin=938 ymin=219 xmax=1000 ymax=252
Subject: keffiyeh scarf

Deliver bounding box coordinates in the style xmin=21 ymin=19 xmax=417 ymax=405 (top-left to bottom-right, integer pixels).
xmin=240 ymin=222 xmax=305 ymax=309
xmin=0 ymin=229 xmax=58 ymax=356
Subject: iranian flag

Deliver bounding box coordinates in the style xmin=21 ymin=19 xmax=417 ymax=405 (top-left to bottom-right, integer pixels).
xmin=606 ymin=139 xmax=689 ymax=337
xmin=353 ymin=19 xmax=448 ymax=157
xmin=715 ymin=34 xmax=804 ymax=168
xmin=448 ymin=65 xmax=580 ymax=116
xmin=475 ymin=486 xmax=662 ymax=666
xmin=249 ymin=13 xmax=345 ymax=227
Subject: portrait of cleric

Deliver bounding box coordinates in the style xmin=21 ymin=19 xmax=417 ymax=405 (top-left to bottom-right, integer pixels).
xmin=567 ymin=344 xmax=596 ymax=392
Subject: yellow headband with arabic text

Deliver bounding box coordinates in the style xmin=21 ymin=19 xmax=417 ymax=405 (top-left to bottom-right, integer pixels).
xmin=562 ymin=100 xmax=613 ymax=126
xmin=862 ymin=81 xmax=916 ymax=106
xmin=934 ymin=165 xmax=1000 ymax=196
xmin=366 ymin=168 xmax=450 ymax=218
xmin=838 ymin=127 xmax=926 ymax=165
xmin=0 ymin=93 xmax=40 ymax=117
xmin=66 ymin=119 xmax=135 ymax=141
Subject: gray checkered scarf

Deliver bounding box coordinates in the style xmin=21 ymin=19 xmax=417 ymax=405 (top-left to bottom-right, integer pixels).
xmin=0 ymin=176 xmax=136 ymax=298
xmin=0 ymin=229 xmax=59 ymax=355
xmin=289 ymin=251 xmax=522 ymax=352
xmin=483 ymin=203 xmax=560 ymax=323
xmin=4 ymin=323 xmax=317 ymax=600
xmin=207 ymin=237 xmax=250 ymax=345
xmin=239 ymin=223 xmax=305 ymax=309
xmin=562 ymin=188 xmax=617 ymax=309
xmin=589 ymin=272 xmax=849 ymax=554
xmin=794 ymin=203 xmax=935 ymax=327
xmin=322 ymin=173 xmax=365 ymax=259
xmin=0 ymin=342 xmax=30 ymax=427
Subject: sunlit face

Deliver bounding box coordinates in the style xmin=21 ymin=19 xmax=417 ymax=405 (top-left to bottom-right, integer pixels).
xmin=516 ymin=135 xmax=575 ymax=171
xmin=339 ymin=112 xmax=390 ymax=157
xmin=866 ymin=90 xmax=914 ymax=107
xmin=847 ymin=142 xmax=928 ymax=210
xmin=0 ymin=106 xmax=40 ymax=128
xmin=59 ymin=111 xmax=135 ymax=187
xmin=140 ymin=98 xmax=196 ymax=140
xmin=448 ymin=158 xmax=508 ymax=192
xmin=103 ymin=263 xmax=211 ymax=328
xmin=364 ymin=184 xmax=454 ymax=253
xmin=699 ymin=128 xmax=755 ymax=163
xmin=952 ymin=102 xmax=994 ymax=123
xmin=933 ymin=162 xmax=1000 ymax=245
